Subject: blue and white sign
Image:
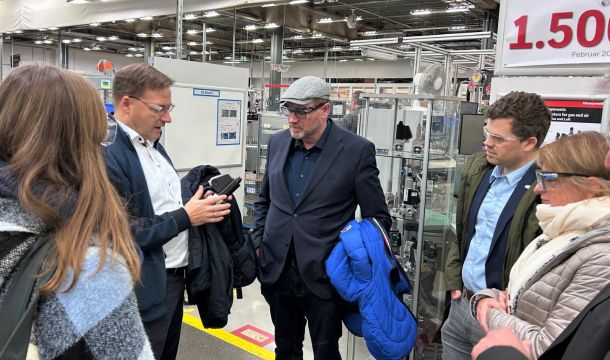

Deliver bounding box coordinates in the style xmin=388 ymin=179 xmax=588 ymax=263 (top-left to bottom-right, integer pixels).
xmin=193 ymin=88 xmax=220 ymax=97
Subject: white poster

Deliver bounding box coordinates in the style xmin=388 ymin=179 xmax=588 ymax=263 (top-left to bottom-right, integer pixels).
xmin=502 ymin=0 xmax=610 ymax=67
xmin=216 ymin=99 xmax=241 ymax=146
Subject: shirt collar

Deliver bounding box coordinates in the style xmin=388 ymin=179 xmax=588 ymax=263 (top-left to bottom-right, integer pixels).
xmin=490 ymin=160 xmax=534 ymax=185
xmin=117 ymin=120 xmax=153 ymax=147
xmin=293 ymin=119 xmax=332 ymax=151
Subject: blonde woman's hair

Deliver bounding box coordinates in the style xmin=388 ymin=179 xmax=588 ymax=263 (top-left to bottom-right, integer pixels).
xmin=537 ymin=131 xmax=610 ymax=197
xmin=0 ymin=64 xmax=140 ymax=293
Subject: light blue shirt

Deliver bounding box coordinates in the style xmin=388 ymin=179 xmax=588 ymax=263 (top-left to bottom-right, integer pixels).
xmin=462 ymin=161 xmax=534 ymax=291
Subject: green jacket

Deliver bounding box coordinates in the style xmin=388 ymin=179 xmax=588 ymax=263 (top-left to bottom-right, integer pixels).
xmin=444 ymin=152 xmax=541 ymax=291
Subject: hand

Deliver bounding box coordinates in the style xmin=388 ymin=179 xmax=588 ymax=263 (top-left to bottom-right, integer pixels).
xmin=184 ymin=186 xmax=231 ymax=226
xmin=476 ymin=297 xmax=508 ymax=332
xmin=450 ymin=289 xmax=462 ymax=300
xmin=472 ymin=328 xmax=532 ymax=360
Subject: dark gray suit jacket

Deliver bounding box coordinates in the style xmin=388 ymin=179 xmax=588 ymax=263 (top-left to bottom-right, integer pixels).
xmin=252 ymin=120 xmax=390 ymax=299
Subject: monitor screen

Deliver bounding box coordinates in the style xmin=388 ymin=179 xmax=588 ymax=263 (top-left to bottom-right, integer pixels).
xmin=460 ymin=101 xmax=479 ymax=115
xmin=459 ymin=114 xmax=486 ymax=155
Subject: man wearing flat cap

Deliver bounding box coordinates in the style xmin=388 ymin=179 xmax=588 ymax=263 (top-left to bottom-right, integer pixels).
xmin=252 ymin=76 xmax=391 ymax=359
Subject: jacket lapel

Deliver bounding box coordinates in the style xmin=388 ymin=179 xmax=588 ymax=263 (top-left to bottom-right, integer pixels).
xmin=274 ymin=131 xmax=295 ymax=208
xmin=295 ymin=123 xmax=343 ymax=209
xmin=488 ymin=164 xmax=537 ymax=253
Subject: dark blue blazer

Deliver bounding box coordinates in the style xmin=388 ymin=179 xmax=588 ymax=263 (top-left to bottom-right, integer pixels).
xmin=252 ymin=120 xmax=391 ymax=299
xmin=462 ymin=164 xmax=537 ymax=289
xmin=104 ymin=121 xmax=191 ymax=322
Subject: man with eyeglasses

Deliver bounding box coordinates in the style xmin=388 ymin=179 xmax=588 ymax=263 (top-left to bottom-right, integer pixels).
xmin=441 ymin=91 xmax=551 ymax=360
xmin=103 ymin=64 xmax=231 ymax=360
xmin=252 ymin=76 xmax=390 ymax=359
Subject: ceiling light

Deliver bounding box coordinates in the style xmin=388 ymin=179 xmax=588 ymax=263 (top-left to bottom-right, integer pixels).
xmin=262 ymin=3 xmax=276 ymax=6
xmin=38 ymin=28 xmax=47 ymax=31
xmin=339 ymin=59 xmax=348 ymax=62
xmin=92 ymin=45 xmax=101 ymax=50
xmin=446 ymin=5 xmax=474 ymax=12
xmin=72 ymin=38 xmax=82 ymax=43
xmin=204 ymin=11 xmax=220 ymax=17
xmin=361 ymin=48 xmax=397 ymax=60
xmin=108 ymin=35 xmax=118 ymax=40
xmin=155 ymin=51 xmax=164 ymax=55
xmin=289 ymin=0 xmax=308 ymax=4
xmin=186 ymin=29 xmax=199 ymax=35
xmin=162 ymin=46 xmax=175 ymax=50
xmin=206 ymin=41 xmax=213 ymax=45
xmin=252 ymin=38 xmax=264 ymax=43
xmin=291 ymin=35 xmax=303 ymax=40
xmin=137 ymin=33 xmax=148 ymax=38
xmin=318 ymin=17 xmax=333 ymax=24
xmin=184 ymin=14 xmax=198 ymax=20
xmin=35 ymin=40 xmax=43 ymax=44
xmin=205 ymin=27 xmax=215 ymax=33
xmin=43 ymin=39 xmax=53 ymax=44
xmin=140 ymin=16 xmax=154 ymax=21
xmin=128 ymin=47 xmax=139 ymax=51
xmin=83 ymin=47 xmax=91 ymax=51
xmin=265 ymin=23 xmax=279 ymax=29
xmin=244 ymin=24 xmax=257 ymax=31
xmin=89 ymin=23 xmax=100 ymax=27
xmin=96 ymin=36 xmax=107 ymax=41
xmin=125 ymin=53 xmax=134 ymax=57
xmin=224 ymin=56 xmax=232 ymax=60
xmin=293 ymin=49 xmax=304 ymax=54
xmin=67 ymin=0 xmax=92 ymax=3
xmin=48 ymin=27 xmax=59 ymax=30
xmin=354 ymin=58 xmax=363 ymax=61
xmin=187 ymin=41 xmax=198 ymax=46
xmin=330 ymin=46 xmax=342 ymax=51
xmin=62 ymin=39 xmax=71 ymax=44
xmin=134 ymin=53 xmax=143 ymax=57
xmin=448 ymin=25 xmax=467 ymax=31
xmin=151 ymin=32 xmax=164 ymax=38
xmin=14 ymin=30 xmax=23 ymax=34
xmin=312 ymin=33 xmax=324 ymax=38
xmin=189 ymin=50 xmax=198 ymax=55
xmin=124 ymin=18 xmax=136 ymax=23
xmin=362 ymin=31 xmax=378 ymax=36
xmin=411 ymin=9 xmax=432 ymax=15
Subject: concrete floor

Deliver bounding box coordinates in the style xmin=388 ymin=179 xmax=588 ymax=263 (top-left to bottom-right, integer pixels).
xmin=176 ymin=280 xmax=376 ymax=360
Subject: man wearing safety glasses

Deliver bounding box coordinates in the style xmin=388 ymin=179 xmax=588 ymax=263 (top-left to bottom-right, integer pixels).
xmin=442 ymin=91 xmax=551 ymax=360
xmin=252 ymin=76 xmax=390 ymax=359
xmin=103 ymin=64 xmax=231 ymax=360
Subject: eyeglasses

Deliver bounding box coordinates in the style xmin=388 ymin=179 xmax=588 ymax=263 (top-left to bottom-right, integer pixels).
xmin=483 ymin=126 xmax=522 ymax=144
xmin=280 ymin=101 xmax=327 ymax=119
xmin=102 ymin=117 xmax=118 ymax=147
xmin=130 ymin=96 xmax=175 ymax=116
xmin=535 ymin=170 xmax=589 ymax=191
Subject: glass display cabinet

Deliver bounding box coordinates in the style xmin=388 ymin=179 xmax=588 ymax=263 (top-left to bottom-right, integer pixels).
xmin=351 ymin=94 xmax=463 ymax=359
xmin=242 ymin=111 xmax=288 ymax=229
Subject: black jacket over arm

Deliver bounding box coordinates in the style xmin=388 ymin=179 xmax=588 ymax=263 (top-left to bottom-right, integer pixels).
xmin=103 ymin=123 xmax=191 ymax=322
xmin=252 ymin=121 xmax=391 ymax=299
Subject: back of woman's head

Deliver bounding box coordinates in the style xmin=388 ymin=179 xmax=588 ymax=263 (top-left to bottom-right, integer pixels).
xmin=0 ymin=64 xmax=139 ymax=292
xmin=537 ymin=131 xmax=610 ymax=196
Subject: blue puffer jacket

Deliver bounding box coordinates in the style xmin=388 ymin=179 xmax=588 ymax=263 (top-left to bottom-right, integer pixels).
xmin=326 ymin=218 xmax=417 ymax=360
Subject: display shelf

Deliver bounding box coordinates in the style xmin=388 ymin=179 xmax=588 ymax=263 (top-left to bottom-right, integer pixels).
xmin=360 ymin=93 xmax=463 ymax=359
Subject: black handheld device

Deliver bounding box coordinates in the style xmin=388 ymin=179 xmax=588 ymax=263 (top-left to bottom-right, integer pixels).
xmin=209 ymin=174 xmax=242 ymax=197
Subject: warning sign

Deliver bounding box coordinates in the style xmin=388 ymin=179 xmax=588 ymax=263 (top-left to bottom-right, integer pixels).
xmin=231 ymin=325 xmax=274 ymax=347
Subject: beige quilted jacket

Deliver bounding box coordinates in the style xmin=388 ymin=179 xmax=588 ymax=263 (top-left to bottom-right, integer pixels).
xmin=474 ymin=226 xmax=610 ymax=359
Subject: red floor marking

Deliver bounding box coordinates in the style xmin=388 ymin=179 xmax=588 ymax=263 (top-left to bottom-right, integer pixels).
xmin=231 ymin=325 xmax=275 ymax=347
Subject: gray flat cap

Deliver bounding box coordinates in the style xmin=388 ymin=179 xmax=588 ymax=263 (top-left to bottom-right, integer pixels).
xmin=280 ymin=76 xmax=330 ymax=105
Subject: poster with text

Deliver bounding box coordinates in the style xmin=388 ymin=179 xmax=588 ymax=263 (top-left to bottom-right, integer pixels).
xmin=502 ymin=0 xmax=610 ymax=67
xmin=543 ymin=99 xmax=604 ymax=144
xmin=217 ymin=99 xmax=241 ymax=146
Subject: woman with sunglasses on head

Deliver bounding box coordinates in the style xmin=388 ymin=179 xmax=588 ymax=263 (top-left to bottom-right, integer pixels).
xmin=0 ymin=65 xmax=153 ymax=359
xmin=470 ymin=131 xmax=610 ymax=359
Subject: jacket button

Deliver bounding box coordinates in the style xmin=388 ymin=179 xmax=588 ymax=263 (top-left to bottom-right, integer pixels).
xmin=293 ymin=214 xmax=298 ymax=219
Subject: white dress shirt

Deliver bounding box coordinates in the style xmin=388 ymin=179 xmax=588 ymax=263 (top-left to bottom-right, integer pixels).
xmin=118 ymin=121 xmax=188 ymax=268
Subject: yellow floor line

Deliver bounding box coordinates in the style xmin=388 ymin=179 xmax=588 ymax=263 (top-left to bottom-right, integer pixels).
xmin=183 ymin=312 xmax=275 ymax=360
